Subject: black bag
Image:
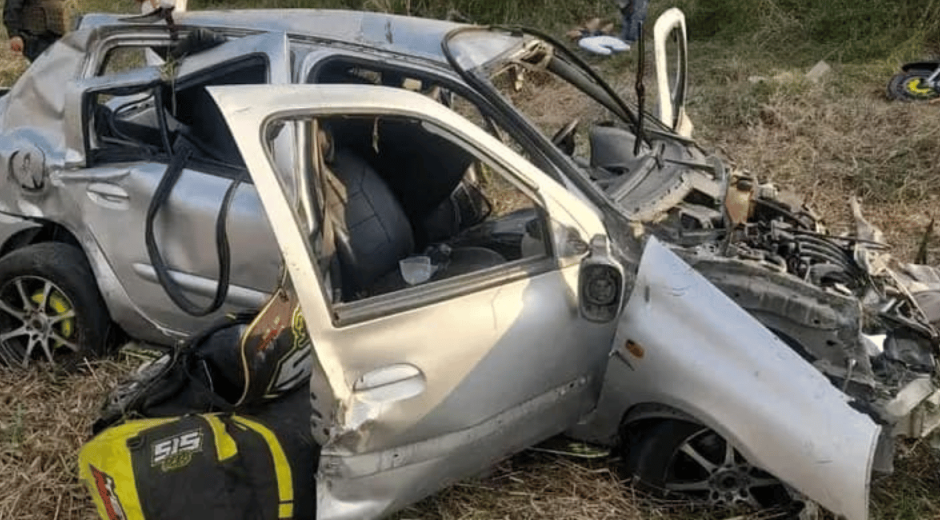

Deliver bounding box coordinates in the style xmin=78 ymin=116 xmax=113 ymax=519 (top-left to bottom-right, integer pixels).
xmin=80 ymin=387 xmax=317 ymax=520
xmin=95 ymin=275 xmax=313 ymax=433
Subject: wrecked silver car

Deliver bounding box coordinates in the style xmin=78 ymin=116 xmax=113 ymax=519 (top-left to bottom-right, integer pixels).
xmin=1 ymin=6 xmax=938 ymax=520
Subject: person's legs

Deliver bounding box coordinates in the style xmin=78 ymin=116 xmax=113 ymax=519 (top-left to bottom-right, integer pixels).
xmin=620 ymin=0 xmax=650 ymax=42
xmin=22 ymin=34 xmax=56 ymax=62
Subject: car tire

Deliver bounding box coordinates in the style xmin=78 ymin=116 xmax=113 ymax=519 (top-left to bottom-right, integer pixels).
xmin=621 ymin=419 xmax=797 ymax=514
xmin=887 ymin=69 xmax=940 ymax=101
xmin=0 ymin=242 xmax=110 ymax=370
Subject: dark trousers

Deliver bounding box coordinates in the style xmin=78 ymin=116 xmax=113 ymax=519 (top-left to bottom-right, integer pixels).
xmin=620 ymin=0 xmax=650 ymax=42
xmin=23 ymin=33 xmax=58 ymax=62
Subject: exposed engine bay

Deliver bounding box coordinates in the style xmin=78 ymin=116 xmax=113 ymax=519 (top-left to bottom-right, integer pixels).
xmin=471 ymin=28 xmax=940 ymax=459
xmin=607 ymin=137 xmax=940 ymax=454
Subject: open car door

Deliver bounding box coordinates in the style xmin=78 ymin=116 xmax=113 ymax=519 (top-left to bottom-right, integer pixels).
xmin=212 ymin=83 xmax=622 ymax=519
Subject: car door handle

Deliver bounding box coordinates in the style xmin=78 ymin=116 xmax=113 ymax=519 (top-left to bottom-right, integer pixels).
xmin=353 ymin=363 xmax=426 ymax=403
xmin=87 ymin=182 xmax=130 ymax=209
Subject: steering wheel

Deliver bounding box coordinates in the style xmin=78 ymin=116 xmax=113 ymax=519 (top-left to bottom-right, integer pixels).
xmin=551 ymin=118 xmax=580 ymax=156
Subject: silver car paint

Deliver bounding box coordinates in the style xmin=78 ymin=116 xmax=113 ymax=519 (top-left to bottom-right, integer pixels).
xmin=590 ymin=236 xmax=878 ymax=520
xmin=78 ymin=9 xmax=469 ymax=64
xmin=0 ymin=212 xmax=41 ymax=252
xmin=211 ymin=83 xmax=877 ymax=520
xmin=0 ymin=29 xmax=93 ymax=168
xmin=69 ymin=32 xmax=290 ymax=335
xmin=0 ymin=30 xmax=293 ymax=342
xmin=211 ymin=83 xmax=617 ymax=519
xmin=0 ymin=11 xmax=518 ymax=345
xmin=0 ymin=33 xmax=178 ymax=340
xmin=0 ymin=9 xmax=898 ymax=518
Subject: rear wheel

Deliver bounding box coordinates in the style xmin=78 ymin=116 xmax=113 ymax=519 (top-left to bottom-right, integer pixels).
xmin=0 ymin=243 xmax=110 ymax=370
xmin=622 ymin=419 xmax=796 ymax=514
xmin=887 ymin=69 xmax=940 ymax=101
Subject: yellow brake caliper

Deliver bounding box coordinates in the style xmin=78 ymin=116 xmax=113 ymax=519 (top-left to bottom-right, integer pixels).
xmin=31 ymin=290 xmax=73 ymax=349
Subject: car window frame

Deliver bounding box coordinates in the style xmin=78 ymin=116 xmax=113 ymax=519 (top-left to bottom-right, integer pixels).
xmin=82 ymin=28 xmax=177 ymax=79
xmin=301 ymin=51 xmax=571 ymax=186
xmin=80 ymin=32 xmax=275 ymax=183
xmin=263 ymin=110 xmax=560 ymax=328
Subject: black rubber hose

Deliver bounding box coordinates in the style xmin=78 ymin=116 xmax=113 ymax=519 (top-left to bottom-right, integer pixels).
xmin=795 ymin=233 xmax=852 ymax=259
xmin=794 ymin=236 xmax=860 ymax=274
xmin=145 ymin=141 xmax=244 ymax=316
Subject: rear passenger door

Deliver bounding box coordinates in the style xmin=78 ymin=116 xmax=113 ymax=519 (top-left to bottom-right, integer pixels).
xmin=66 ymin=32 xmax=293 ymax=340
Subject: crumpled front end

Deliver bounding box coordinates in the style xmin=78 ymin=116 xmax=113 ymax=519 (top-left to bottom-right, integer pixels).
xmin=607 ymin=237 xmax=880 ymax=520
xmin=628 ymin=159 xmax=940 ymax=458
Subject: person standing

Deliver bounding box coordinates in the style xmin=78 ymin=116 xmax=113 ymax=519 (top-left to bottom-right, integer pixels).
xmin=618 ymin=0 xmax=649 ymax=44
xmin=3 ymin=0 xmax=69 ymax=62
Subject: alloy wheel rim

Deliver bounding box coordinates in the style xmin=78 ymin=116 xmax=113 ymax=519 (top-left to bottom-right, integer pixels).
xmin=663 ymin=427 xmax=787 ymax=510
xmin=0 ymin=276 xmax=77 ymax=368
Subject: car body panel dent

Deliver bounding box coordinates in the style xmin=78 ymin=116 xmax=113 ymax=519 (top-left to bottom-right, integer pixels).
xmin=0 ymin=8 xmax=916 ymax=519
xmin=78 ymin=9 xmax=468 ymax=64
xmin=0 ymin=28 xmax=94 ymax=165
xmin=589 ymin=236 xmax=878 ymax=520
xmin=213 ymin=83 xmax=618 ymax=520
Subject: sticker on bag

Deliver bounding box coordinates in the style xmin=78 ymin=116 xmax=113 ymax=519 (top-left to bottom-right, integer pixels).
xmin=151 ymin=429 xmax=204 ymax=471
xmin=89 ymin=465 xmax=129 ymax=520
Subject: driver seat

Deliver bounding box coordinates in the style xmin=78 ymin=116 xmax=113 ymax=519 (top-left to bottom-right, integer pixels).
xmin=320 ymin=129 xmax=508 ymax=301
xmin=323 ymin=148 xmax=415 ymax=300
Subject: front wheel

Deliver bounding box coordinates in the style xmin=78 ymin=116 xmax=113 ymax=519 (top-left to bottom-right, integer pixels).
xmin=887 ymin=69 xmax=940 ymax=101
xmin=0 ymin=243 xmax=111 ymax=370
xmin=621 ymin=420 xmax=797 ymax=514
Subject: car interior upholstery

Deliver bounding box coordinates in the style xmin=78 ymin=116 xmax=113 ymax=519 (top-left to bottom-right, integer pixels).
xmin=316 ymin=121 xmax=513 ymax=301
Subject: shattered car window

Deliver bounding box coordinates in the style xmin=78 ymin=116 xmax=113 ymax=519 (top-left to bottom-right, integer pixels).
xmin=446 ymin=30 xmax=671 ymax=203
xmin=87 ymin=54 xmax=268 ymax=168
xmin=490 ymin=64 xmax=613 ymax=160
xmin=448 ymin=26 xmax=940 ymax=484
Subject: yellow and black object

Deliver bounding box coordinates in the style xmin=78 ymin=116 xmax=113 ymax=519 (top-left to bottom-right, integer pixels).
xmin=79 ymin=388 xmax=316 ymax=520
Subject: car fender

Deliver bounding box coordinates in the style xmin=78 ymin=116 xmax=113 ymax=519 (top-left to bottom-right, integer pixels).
xmin=584 ymin=237 xmax=878 ymax=520
xmin=0 ymin=214 xmax=184 ymax=344
xmin=0 ymin=212 xmax=41 ymax=253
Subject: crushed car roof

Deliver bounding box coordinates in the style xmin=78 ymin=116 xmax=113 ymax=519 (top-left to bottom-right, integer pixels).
xmin=77 ymin=9 xmax=469 ymax=63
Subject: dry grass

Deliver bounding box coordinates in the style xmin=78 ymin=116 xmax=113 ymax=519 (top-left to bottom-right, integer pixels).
xmin=0 ymin=362 xmax=127 ymax=520
xmin=394 ymin=454 xmax=669 ymax=520
xmin=684 ymin=47 xmax=940 ymax=261
xmin=0 ymin=359 xmax=713 ymax=520
xmin=0 ymin=357 xmax=726 ymax=520
xmin=869 ymin=441 xmax=940 ymax=520
xmin=0 ymin=39 xmax=28 ymax=86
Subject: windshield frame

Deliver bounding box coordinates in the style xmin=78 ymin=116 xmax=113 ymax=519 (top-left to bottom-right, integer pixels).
xmin=443 ymin=26 xmax=678 ymax=222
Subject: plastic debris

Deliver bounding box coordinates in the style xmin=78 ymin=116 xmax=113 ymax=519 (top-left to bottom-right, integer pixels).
xmin=578 ymin=35 xmax=630 ymax=55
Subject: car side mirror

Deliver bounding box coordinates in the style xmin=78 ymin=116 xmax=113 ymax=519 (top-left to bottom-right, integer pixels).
xmin=653 ymin=8 xmax=693 ymax=137
xmin=578 ymin=235 xmax=625 ymax=323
